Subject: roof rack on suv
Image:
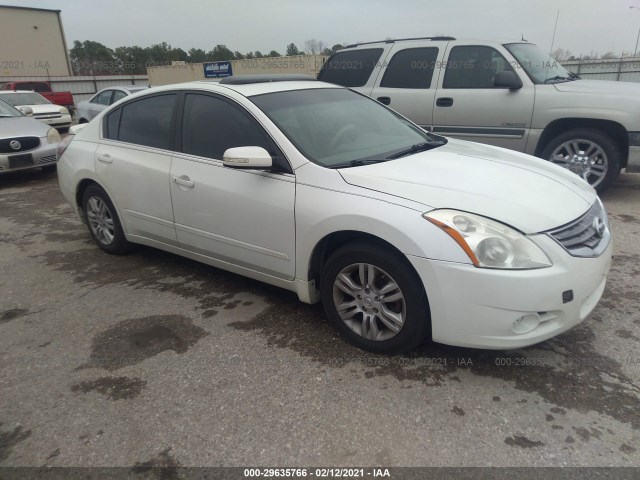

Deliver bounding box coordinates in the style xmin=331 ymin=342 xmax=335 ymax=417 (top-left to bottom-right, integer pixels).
xmin=344 ymin=36 xmax=456 ymax=48
xmin=218 ymin=74 xmax=316 ymax=85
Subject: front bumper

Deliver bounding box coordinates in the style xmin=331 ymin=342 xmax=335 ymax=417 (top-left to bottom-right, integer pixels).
xmin=34 ymin=114 xmax=72 ymax=129
xmin=0 ymin=141 xmax=58 ymax=173
xmin=408 ymin=234 xmax=613 ymax=349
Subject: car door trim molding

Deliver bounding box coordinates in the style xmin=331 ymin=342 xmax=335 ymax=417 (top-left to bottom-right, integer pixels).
xmin=432 ymin=126 xmax=526 ymax=138
xmin=174 ymin=222 xmax=291 ymax=260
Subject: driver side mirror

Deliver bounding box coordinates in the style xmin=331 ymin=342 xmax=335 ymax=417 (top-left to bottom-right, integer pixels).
xmin=19 ymin=106 xmax=33 ymax=116
xmin=222 ymin=146 xmax=273 ymax=169
xmin=494 ymin=71 xmax=523 ymax=90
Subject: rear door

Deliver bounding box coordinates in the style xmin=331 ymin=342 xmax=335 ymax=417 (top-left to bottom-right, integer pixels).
xmin=95 ymin=92 xmax=178 ymax=245
xmin=88 ymin=90 xmax=113 ymax=120
xmin=432 ymin=43 xmax=535 ymax=150
xmin=369 ymin=43 xmax=446 ymax=130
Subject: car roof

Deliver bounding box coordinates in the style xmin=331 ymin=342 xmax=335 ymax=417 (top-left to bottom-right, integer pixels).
xmin=146 ymin=79 xmax=341 ymax=98
xmin=340 ymin=38 xmax=530 ymax=49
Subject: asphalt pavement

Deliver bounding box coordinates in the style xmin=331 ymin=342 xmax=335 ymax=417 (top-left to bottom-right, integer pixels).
xmin=1 ymin=169 xmax=639 ymax=468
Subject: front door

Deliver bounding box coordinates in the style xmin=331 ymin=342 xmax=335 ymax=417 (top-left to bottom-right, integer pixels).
xmin=433 ymin=44 xmax=535 ymax=151
xmin=170 ymin=92 xmax=296 ymax=280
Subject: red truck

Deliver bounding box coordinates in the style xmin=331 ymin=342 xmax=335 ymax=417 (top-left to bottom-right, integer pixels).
xmin=0 ymin=81 xmax=75 ymax=115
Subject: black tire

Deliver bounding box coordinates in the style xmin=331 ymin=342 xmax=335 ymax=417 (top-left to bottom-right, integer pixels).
xmin=539 ymin=128 xmax=620 ymax=192
xmin=78 ymin=118 xmax=88 ymax=124
xmin=58 ymin=127 xmax=70 ymax=134
xmin=81 ymin=184 xmax=133 ymax=254
xmin=320 ymin=241 xmax=430 ymax=353
xmin=41 ymin=164 xmax=57 ymax=173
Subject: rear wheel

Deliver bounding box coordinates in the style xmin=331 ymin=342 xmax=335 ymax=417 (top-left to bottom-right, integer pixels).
xmin=82 ymin=184 xmax=132 ymax=254
xmin=540 ymin=129 xmax=620 ymax=192
xmin=320 ymin=242 xmax=430 ymax=353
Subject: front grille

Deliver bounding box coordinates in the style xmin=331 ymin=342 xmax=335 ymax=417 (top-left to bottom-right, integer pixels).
xmin=546 ymin=201 xmax=610 ymax=258
xmin=34 ymin=113 xmax=62 ymax=119
xmin=0 ymin=136 xmax=40 ymax=153
xmin=37 ymin=155 xmax=56 ymax=164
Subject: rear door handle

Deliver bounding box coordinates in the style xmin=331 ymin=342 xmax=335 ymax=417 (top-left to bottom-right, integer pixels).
xmin=173 ymin=175 xmax=195 ymax=188
xmin=377 ymin=96 xmax=391 ymax=105
xmin=97 ymin=154 xmax=113 ymax=163
xmin=436 ymin=97 xmax=454 ymax=107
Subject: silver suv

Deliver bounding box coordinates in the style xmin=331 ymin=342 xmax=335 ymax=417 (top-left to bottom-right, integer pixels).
xmin=318 ymin=36 xmax=640 ymax=192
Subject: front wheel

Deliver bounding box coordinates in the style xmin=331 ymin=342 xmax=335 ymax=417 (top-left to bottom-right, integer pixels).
xmin=320 ymin=242 xmax=430 ymax=353
xmin=540 ymin=129 xmax=620 ymax=192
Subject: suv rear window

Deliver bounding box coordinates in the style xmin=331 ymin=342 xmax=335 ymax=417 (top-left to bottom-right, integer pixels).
xmin=318 ymin=48 xmax=383 ymax=87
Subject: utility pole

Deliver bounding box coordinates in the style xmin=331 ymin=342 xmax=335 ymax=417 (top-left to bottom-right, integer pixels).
xmin=631 ymin=6 xmax=640 ymax=57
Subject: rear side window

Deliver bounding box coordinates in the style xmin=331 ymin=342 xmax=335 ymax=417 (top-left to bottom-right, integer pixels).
xmin=105 ymin=94 xmax=176 ymax=150
xmin=380 ymin=47 xmax=439 ymax=89
xmin=443 ymin=46 xmax=516 ymax=89
xmin=31 ymin=83 xmax=49 ymax=92
xmin=112 ymin=90 xmax=127 ymax=103
xmin=318 ymin=48 xmax=383 ymax=87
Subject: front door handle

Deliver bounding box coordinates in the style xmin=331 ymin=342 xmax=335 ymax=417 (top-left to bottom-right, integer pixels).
xmin=436 ymin=97 xmax=454 ymax=107
xmin=97 ymin=153 xmax=113 ymax=163
xmin=173 ymin=175 xmax=195 ymax=188
xmin=377 ymin=96 xmax=391 ymax=105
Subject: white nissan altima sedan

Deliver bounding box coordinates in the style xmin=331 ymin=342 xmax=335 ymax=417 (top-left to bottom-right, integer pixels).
xmin=57 ymin=75 xmax=612 ymax=353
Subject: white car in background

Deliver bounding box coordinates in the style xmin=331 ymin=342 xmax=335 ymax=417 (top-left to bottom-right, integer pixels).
xmin=0 ymin=90 xmax=72 ymax=132
xmin=76 ymin=85 xmax=149 ymax=123
xmin=57 ymin=76 xmax=612 ymax=353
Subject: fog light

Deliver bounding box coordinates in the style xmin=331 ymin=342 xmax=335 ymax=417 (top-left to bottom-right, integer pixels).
xmin=512 ymin=314 xmax=541 ymax=334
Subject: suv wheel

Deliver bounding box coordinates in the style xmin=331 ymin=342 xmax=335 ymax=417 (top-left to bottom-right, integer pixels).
xmin=540 ymin=129 xmax=620 ymax=192
xmin=320 ymin=242 xmax=430 ymax=353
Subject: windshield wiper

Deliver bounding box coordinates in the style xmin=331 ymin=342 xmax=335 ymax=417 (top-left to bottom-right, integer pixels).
xmin=386 ymin=140 xmax=446 ymax=159
xmin=543 ymin=75 xmax=572 ymax=84
xmin=327 ymin=159 xmax=390 ymax=169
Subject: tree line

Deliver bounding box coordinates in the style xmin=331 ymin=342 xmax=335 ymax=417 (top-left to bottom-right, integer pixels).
xmin=69 ymin=39 xmax=344 ymax=75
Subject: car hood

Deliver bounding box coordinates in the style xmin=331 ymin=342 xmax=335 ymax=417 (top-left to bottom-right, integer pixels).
xmin=0 ymin=116 xmax=50 ymax=138
xmin=27 ymin=104 xmax=65 ymax=114
xmin=338 ymin=139 xmax=596 ymax=233
xmin=553 ymin=79 xmax=640 ymax=95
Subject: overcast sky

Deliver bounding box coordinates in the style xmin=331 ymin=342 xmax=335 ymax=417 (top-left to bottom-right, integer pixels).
xmin=14 ymin=0 xmax=640 ymax=57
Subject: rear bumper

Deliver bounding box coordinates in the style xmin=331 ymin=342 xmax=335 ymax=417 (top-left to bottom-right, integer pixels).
xmin=407 ymin=234 xmax=613 ymax=349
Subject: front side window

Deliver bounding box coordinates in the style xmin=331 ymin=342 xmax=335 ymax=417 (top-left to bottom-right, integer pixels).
xmin=181 ymin=93 xmax=274 ymax=161
xmin=111 ymin=90 xmax=127 ymax=104
xmin=381 ymin=47 xmax=439 ymax=89
xmin=110 ymin=94 xmax=176 ymax=149
xmin=443 ymin=46 xmax=516 ymax=89
xmin=318 ymin=48 xmax=383 ymax=87
xmin=251 ymin=88 xmax=440 ymax=167
xmin=93 ymin=91 xmax=112 ymax=105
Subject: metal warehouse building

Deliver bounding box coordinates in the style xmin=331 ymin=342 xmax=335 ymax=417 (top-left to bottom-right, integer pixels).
xmin=0 ymin=5 xmax=72 ymax=76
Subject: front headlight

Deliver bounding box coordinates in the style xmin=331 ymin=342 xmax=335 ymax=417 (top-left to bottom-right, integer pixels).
xmin=424 ymin=209 xmax=552 ymax=269
xmin=47 ymin=127 xmax=60 ymax=144
xmin=59 ymin=107 xmax=69 ymax=115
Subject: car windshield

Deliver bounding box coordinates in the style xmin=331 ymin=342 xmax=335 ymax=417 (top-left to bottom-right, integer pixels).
xmin=505 ymin=43 xmax=576 ymax=84
xmin=1 ymin=92 xmax=51 ymax=106
xmin=0 ymin=98 xmax=23 ymax=117
xmin=250 ymin=88 xmax=440 ymax=167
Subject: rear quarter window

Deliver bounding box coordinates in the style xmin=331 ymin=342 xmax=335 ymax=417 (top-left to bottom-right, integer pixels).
xmin=318 ymin=48 xmax=383 ymax=87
